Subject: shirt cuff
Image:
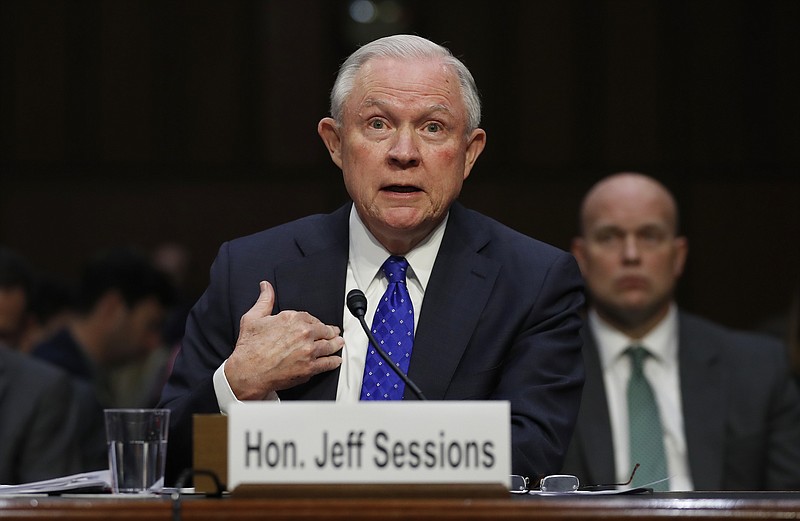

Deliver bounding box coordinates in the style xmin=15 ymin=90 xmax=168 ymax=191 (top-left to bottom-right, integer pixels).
xmin=213 ymin=359 xmax=279 ymax=415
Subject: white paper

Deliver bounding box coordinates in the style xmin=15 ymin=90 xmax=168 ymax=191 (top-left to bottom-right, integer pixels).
xmin=0 ymin=469 xmax=111 ymax=495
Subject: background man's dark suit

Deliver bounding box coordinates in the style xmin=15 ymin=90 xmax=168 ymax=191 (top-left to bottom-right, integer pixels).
xmin=0 ymin=345 xmax=82 ymax=484
xmin=31 ymin=329 xmax=110 ymax=473
xmin=160 ymin=202 xmax=585 ymax=483
xmin=562 ymin=311 xmax=800 ymax=490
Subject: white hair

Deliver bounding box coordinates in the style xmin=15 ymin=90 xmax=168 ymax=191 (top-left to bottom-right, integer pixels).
xmin=329 ymin=34 xmax=482 ymax=132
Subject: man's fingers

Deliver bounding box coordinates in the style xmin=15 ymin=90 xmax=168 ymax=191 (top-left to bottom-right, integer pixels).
xmin=319 ymin=324 xmax=341 ymax=340
xmin=314 ymin=336 xmax=345 ymax=358
xmin=235 ymin=283 xmax=342 ymax=396
xmin=314 ymin=353 xmax=343 ymax=373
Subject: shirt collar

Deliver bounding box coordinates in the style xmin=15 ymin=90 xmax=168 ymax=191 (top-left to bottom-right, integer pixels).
xmin=347 ymin=205 xmax=447 ymax=290
xmin=591 ymin=303 xmax=679 ymax=370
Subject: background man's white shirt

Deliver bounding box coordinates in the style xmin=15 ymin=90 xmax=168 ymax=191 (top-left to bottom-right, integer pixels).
xmin=590 ymin=304 xmax=694 ymax=490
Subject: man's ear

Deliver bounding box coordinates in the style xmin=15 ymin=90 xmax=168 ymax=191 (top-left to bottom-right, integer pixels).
xmin=318 ymin=117 xmax=343 ymax=169
xmin=571 ymin=237 xmax=588 ymax=274
xmin=672 ymin=236 xmax=689 ymax=278
xmin=462 ymin=128 xmax=487 ymax=181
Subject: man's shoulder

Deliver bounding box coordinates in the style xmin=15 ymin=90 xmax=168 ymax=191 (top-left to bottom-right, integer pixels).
xmin=679 ymin=310 xmax=786 ymax=356
xmin=452 ymin=203 xmax=572 ymax=261
xmin=30 ymin=329 xmax=92 ymax=379
xmin=31 ymin=328 xmax=78 ymax=360
xmin=1 ymin=345 xmax=71 ymax=391
xmin=226 ymin=204 xmax=349 ymax=252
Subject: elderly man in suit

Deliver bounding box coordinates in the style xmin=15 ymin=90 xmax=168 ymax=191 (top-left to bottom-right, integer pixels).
xmin=159 ymin=34 xmax=585 ymax=484
xmin=562 ymin=172 xmax=800 ymax=490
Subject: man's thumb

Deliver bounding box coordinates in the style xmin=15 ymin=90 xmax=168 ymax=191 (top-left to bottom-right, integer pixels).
xmin=253 ymin=280 xmax=275 ymax=316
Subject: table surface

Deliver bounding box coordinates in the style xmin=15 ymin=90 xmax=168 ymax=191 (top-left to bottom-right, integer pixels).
xmin=1 ymin=491 xmax=800 ymax=521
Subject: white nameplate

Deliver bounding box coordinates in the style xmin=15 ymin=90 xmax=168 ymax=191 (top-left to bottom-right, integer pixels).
xmin=227 ymin=401 xmax=510 ymax=490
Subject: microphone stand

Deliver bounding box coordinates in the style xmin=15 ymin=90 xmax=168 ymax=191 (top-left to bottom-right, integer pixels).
xmin=347 ymin=289 xmax=426 ymax=401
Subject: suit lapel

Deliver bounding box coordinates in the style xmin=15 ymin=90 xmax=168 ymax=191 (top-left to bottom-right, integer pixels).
xmin=678 ymin=313 xmax=725 ymax=489
xmin=274 ymin=205 xmax=350 ymax=401
xmin=274 ymin=244 xmax=348 ymax=330
xmin=577 ymin=330 xmax=618 ymax=484
xmin=407 ymin=203 xmax=500 ymax=400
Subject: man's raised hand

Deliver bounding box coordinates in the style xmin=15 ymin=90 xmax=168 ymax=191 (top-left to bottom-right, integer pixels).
xmin=225 ymin=281 xmax=343 ymax=400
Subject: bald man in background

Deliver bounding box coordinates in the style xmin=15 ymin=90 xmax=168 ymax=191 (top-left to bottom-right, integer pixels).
xmin=561 ymin=172 xmax=800 ymax=490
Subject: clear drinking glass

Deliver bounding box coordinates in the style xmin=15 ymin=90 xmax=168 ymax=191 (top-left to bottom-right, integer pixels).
xmin=104 ymin=408 xmax=170 ymax=494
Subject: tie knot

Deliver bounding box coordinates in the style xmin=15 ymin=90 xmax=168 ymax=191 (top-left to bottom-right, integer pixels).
xmin=626 ymin=345 xmax=650 ymax=372
xmin=382 ymin=256 xmax=409 ymax=284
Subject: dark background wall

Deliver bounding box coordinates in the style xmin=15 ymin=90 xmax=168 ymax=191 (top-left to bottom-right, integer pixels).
xmin=1 ymin=0 xmax=798 ymax=332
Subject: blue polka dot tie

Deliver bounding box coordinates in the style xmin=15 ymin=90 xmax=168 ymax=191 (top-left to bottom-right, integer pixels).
xmin=360 ymin=256 xmax=414 ymax=400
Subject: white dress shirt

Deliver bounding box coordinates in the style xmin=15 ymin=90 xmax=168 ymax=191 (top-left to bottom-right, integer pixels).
xmin=212 ymin=206 xmax=446 ymax=411
xmin=589 ymin=304 xmax=694 ymax=490
xmin=336 ymin=207 xmax=444 ymax=402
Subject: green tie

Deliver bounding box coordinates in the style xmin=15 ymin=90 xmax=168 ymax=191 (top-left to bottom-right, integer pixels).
xmin=627 ymin=346 xmax=669 ymax=491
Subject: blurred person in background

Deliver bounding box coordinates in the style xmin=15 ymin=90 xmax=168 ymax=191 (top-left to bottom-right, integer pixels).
xmin=32 ymin=247 xmax=174 ymax=470
xmin=0 ymin=343 xmax=83 ymax=483
xmin=109 ymin=242 xmax=194 ymax=408
xmin=758 ymin=281 xmax=800 ymax=389
xmin=17 ymin=275 xmax=76 ymax=354
xmin=33 ymin=247 xmax=175 ymax=403
xmin=0 ymin=246 xmax=34 ymax=350
xmin=562 ymin=172 xmax=800 ymax=491
xmin=0 ymin=246 xmax=82 ymax=483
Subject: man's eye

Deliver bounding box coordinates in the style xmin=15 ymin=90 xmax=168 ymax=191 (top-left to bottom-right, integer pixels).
xmin=369 ymin=120 xmax=385 ymax=129
xmin=639 ymin=229 xmax=667 ymax=244
xmin=425 ymin=123 xmax=441 ymax=133
xmin=593 ymin=232 xmax=623 ymax=248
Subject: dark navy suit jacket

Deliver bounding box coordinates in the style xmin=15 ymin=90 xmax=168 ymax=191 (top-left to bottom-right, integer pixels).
xmin=159 ymin=202 xmax=585 ymax=483
xmin=562 ymin=312 xmax=800 ymax=490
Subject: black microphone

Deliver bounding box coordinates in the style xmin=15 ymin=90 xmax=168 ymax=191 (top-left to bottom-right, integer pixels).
xmin=346 ymin=289 xmax=426 ymax=400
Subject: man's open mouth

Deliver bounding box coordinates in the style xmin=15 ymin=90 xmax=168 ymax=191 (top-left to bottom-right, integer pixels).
xmin=384 ymin=185 xmax=421 ymax=193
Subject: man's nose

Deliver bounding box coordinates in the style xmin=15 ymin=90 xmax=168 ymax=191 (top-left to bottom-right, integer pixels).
xmin=387 ymin=127 xmax=421 ymax=168
xmin=621 ymin=235 xmax=641 ymax=263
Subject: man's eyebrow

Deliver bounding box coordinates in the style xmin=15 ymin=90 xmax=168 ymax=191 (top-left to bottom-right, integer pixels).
xmin=590 ymin=222 xmax=622 ymax=230
xmin=592 ymin=223 xmax=668 ymax=234
xmin=361 ymin=98 xmax=386 ymax=109
xmin=425 ymin=103 xmax=455 ymax=117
